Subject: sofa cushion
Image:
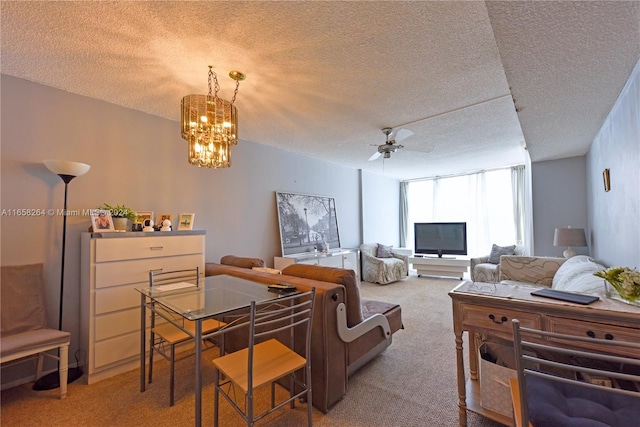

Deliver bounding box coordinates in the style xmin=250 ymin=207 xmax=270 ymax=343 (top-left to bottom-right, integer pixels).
xmin=489 ymin=244 xmax=516 ymax=264
xmin=376 ymin=244 xmax=394 ymax=258
xmin=282 ymin=264 xmax=364 ymax=327
xmin=220 ymin=255 xmax=265 ymax=269
xmin=552 ymin=255 xmax=606 ymax=293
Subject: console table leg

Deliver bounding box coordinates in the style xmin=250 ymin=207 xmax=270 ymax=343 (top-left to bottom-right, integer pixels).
xmin=455 ymin=330 xmax=468 ymax=426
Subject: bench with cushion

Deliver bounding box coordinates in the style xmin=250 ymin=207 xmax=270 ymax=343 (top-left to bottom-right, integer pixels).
xmin=1 ymin=263 xmax=71 ymax=398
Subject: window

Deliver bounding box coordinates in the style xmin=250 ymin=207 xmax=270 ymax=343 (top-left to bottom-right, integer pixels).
xmin=406 ymin=168 xmax=519 ymax=257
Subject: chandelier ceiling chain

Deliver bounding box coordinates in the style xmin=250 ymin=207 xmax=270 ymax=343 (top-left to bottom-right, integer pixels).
xmin=181 ymin=66 xmax=246 ymax=168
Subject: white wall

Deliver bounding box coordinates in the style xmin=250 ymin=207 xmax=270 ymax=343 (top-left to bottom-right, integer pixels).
xmin=587 ymin=59 xmax=640 ymax=268
xmin=360 ymin=169 xmax=401 ymax=246
xmin=0 ymin=75 xmax=362 ymax=385
xmin=531 ymin=156 xmax=589 ymax=257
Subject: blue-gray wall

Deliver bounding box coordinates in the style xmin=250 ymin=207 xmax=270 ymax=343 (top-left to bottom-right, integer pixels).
xmin=587 ymin=60 xmax=640 ymax=268
xmin=0 ymin=75 xmax=365 ymax=386
xmin=531 ymin=156 xmax=589 ymax=257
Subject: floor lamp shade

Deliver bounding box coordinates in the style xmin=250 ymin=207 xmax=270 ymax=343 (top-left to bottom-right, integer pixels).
xmin=43 ymin=160 xmax=91 ymax=181
xmin=35 ymin=159 xmax=90 ymax=391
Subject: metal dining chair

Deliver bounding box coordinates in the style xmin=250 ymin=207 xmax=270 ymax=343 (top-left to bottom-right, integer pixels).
xmin=147 ymin=267 xmax=225 ymax=406
xmin=212 ymin=288 xmax=316 ymax=426
xmin=510 ymin=319 xmax=640 ymax=427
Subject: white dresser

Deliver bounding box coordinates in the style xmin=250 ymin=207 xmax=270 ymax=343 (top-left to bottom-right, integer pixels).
xmin=274 ymin=248 xmax=360 ymax=279
xmin=80 ymin=231 xmax=205 ymax=384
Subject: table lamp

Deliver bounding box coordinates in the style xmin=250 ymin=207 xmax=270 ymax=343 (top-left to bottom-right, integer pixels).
xmin=553 ymin=226 xmax=587 ymax=258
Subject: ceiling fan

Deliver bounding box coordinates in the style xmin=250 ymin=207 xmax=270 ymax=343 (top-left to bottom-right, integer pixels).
xmin=368 ymin=127 xmax=414 ymax=161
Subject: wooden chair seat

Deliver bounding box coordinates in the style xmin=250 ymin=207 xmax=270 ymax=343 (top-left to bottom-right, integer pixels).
xmin=152 ymin=318 xmax=225 ymax=345
xmin=213 ymin=338 xmax=306 ymax=393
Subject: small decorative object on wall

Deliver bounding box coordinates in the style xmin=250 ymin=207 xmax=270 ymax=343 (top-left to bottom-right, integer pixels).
xmin=178 ymin=213 xmax=195 ymax=230
xmin=157 ymin=212 xmax=173 ymax=228
xmin=90 ymin=209 xmax=115 ymax=232
xmin=275 ymin=192 xmax=341 ymax=256
xmin=602 ymin=168 xmax=611 ymax=192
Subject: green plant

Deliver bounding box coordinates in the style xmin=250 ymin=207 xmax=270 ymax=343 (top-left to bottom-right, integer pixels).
xmin=595 ymin=266 xmax=640 ymax=302
xmin=98 ymin=203 xmax=137 ymax=222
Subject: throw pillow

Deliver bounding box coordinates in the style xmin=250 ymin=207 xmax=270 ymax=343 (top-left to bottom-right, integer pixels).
xmin=377 ymin=244 xmax=394 ymax=258
xmin=552 ymin=255 xmax=605 ymax=293
xmin=488 ymin=244 xmax=516 ymax=264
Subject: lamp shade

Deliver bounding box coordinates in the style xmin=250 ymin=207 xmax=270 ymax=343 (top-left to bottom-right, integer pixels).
xmin=553 ymin=227 xmax=587 ymax=247
xmin=43 ymin=160 xmax=91 ymax=177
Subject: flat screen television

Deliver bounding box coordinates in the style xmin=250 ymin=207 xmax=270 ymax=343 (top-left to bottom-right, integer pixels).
xmin=414 ymin=222 xmax=467 ymax=257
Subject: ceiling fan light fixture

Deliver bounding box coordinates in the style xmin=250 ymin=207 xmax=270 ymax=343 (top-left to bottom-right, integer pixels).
xmin=180 ymin=66 xmax=245 ymax=168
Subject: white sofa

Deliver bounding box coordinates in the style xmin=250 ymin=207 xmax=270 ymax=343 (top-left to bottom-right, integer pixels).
xmin=497 ymin=254 xmax=606 ymax=293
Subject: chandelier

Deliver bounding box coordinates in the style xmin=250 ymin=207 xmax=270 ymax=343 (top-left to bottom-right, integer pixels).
xmin=181 ymin=66 xmax=246 ymax=168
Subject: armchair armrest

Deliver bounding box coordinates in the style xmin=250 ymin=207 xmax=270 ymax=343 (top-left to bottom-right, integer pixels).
xmin=361 ymin=252 xmax=384 ymax=266
xmin=336 ymin=303 xmax=391 ymax=344
xmin=470 ymin=255 xmax=491 ymax=271
xmin=392 ymin=252 xmax=409 ymax=273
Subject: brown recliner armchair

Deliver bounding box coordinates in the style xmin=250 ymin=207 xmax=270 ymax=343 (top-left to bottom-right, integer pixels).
xmin=205 ymin=257 xmax=402 ymax=412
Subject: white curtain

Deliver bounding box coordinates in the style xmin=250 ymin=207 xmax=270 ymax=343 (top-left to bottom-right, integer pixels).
xmin=399 ymin=181 xmax=408 ymax=247
xmin=406 ymin=167 xmax=522 ymax=257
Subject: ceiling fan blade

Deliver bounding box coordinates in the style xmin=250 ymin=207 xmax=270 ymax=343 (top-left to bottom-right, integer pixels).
xmin=394 ymin=128 xmax=414 ymax=142
xmin=368 ymin=151 xmax=382 ymax=161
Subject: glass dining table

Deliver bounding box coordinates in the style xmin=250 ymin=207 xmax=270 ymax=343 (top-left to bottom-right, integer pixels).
xmin=135 ymin=274 xmax=294 ymax=427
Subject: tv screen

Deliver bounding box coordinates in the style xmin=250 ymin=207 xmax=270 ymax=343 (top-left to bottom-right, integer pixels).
xmin=414 ymin=222 xmax=467 ymax=257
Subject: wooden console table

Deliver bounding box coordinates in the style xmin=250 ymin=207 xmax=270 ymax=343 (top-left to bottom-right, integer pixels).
xmin=449 ymin=281 xmax=640 ymax=426
xmin=409 ymin=256 xmax=469 ymax=279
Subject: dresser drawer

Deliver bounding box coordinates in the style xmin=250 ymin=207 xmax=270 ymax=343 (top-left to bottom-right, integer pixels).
xmin=461 ymin=304 xmax=542 ymax=337
xmin=94 ymin=332 xmax=140 ymax=369
xmin=95 ymin=308 xmax=145 ymax=341
xmin=546 ymin=317 xmax=640 ymax=358
xmin=95 ymin=235 xmax=204 ymax=262
xmin=95 ymin=284 xmax=140 ymax=314
xmin=94 ymin=254 xmax=204 ymax=288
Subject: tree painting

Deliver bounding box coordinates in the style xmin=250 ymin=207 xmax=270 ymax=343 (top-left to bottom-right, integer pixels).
xmin=276 ymin=192 xmax=341 ymax=255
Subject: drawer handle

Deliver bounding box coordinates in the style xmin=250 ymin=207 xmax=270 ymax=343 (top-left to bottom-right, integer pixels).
xmin=605 ymin=333 xmax=614 ymax=340
xmin=586 ymin=330 xmax=595 ymax=338
xmin=150 ymin=246 xmax=164 ymax=251
xmin=150 ymin=268 xmax=163 ymax=274
xmin=488 ymin=314 xmax=508 ymax=324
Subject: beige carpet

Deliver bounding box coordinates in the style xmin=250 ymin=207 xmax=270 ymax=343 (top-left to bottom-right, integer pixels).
xmin=0 ymin=274 xmax=503 ymax=426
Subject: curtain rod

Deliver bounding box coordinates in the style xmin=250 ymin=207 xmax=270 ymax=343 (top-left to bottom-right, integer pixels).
xmin=402 ymin=163 xmax=525 ymax=183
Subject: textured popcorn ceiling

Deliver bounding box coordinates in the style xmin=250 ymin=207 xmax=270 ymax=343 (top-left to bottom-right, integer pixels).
xmin=2 ymin=1 xmax=638 ymax=180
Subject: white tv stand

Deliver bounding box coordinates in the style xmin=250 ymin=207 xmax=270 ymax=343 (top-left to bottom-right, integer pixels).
xmin=409 ymin=255 xmax=470 ymax=279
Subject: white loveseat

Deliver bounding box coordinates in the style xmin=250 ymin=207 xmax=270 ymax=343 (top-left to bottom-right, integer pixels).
xmin=498 ymin=254 xmax=606 ymax=293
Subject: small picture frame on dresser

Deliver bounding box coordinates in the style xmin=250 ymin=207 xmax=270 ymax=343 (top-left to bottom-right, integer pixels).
xmin=177 ymin=213 xmax=195 ymax=230
xmin=90 ymin=209 xmax=115 ymax=232
xmin=157 ymin=212 xmax=173 ymax=228
xmin=136 ymin=211 xmax=154 ymax=225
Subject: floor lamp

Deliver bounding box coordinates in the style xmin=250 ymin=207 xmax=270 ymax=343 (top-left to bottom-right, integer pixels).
xmin=34 ymin=159 xmax=91 ymax=390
